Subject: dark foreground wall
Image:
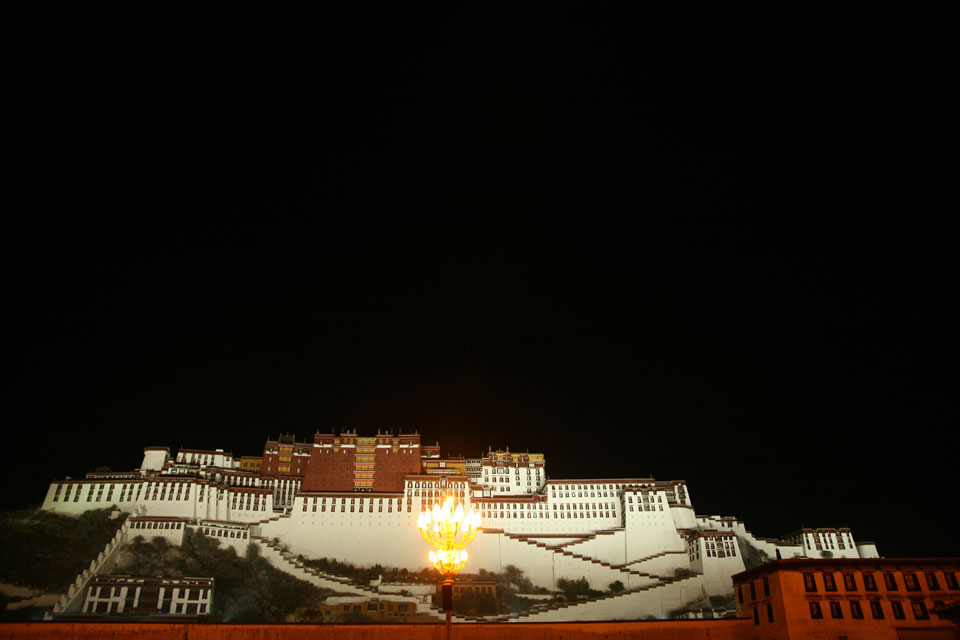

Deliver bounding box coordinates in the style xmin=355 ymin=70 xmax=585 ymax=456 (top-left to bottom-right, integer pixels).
xmin=1 ymin=620 xmax=756 ymax=640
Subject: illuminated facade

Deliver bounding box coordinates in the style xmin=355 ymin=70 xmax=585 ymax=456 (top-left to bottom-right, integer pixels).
xmin=41 ymin=431 xmax=883 ymax=622
xmin=732 ymin=558 xmax=960 ymax=639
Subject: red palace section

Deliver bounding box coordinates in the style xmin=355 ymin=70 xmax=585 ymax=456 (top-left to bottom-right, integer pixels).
xmin=301 ymin=431 xmax=422 ymax=493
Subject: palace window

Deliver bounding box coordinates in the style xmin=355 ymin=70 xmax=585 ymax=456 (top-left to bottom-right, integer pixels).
xmin=863 ymin=573 xmax=878 ymax=591
xmin=803 ymin=573 xmax=817 ymax=593
xmin=809 ymin=602 xmax=823 ymax=619
xmin=846 ymin=600 xmax=862 ymax=619
xmin=884 ymin=572 xmax=898 ymax=590
xmin=870 ymin=600 xmax=884 ymax=619
xmin=891 ymin=601 xmax=905 ymax=619
xmin=909 ymin=600 xmax=929 ymax=620
xmin=823 ymin=573 xmax=837 ymax=591
xmin=829 ymin=601 xmax=842 ymax=619
xmin=904 ymin=573 xmax=921 ymax=591
xmin=843 ymin=574 xmax=857 ymax=591
xmin=925 ymin=572 xmax=940 ymax=590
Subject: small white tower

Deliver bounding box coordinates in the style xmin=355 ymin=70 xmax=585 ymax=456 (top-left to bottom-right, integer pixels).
xmin=140 ymin=446 xmax=170 ymax=474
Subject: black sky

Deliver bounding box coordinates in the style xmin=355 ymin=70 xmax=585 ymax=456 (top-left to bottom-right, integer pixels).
xmin=7 ymin=11 xmax=956 ymax=558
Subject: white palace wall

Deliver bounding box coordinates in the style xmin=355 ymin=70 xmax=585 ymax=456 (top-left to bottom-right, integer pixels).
xmin=621 ymin=551 xmax=689 ymax=577
xmin=43 ymin=478 xmax=275 ymax=524
xmin=623 ymin=490 xmax=686 ymax=560
xmin=39 ymin=445 xmax=879 ymax=621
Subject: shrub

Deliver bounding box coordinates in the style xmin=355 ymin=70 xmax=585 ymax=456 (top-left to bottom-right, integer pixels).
xmin=556 ymin=577 xmax=601 ymax=602
xmin=118 ymin=528 xmax=337 ymax=622
xmin=737 ymin=535 xmax=771 ymax=569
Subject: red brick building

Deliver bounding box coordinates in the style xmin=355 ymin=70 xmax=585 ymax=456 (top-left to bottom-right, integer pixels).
xmin=733 ymin=558 xmax=960 ymax=639
xmin=261 ymin=433 xmax=311 ymax=478
xmin=300 ymin=430 xmax=423 ymax=493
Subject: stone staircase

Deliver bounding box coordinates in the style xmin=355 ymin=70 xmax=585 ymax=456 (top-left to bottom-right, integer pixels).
xmin=425 ymin=604 xmax=482 ymax=623
xmin=501 ymin=529 xmax=617 ymax=552
xmin=613 ymin=548 xmax=688 ymax=569
xmin=501 ymin=530 xmax=664 ymax=583
xmin=487 ymin=570 xmax=704 ymax=622
xmin=251 ymin=535 xmax=380 ymax=596
xmin=250 ymin=535 xmax=443 ymax=620
xmin=254 ymin=512 xmax=291 ymax=526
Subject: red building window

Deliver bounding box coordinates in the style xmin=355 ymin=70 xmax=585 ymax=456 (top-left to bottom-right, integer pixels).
xmin=804 ymin=573 xmax=817 ymax=593
xmin=891 ymin=601 xmax=905 ymax=619
xmin=870 ymin=600 xmax=884 ymax=619
xmin=904 ymin=573 xmax=921 ymax=591
xmin=850 ymin=600 xmax=863 ymax=619
xmin=884 ymin=572 xmax=898 ymax=590
xmin=809 ymin=602 xmax=823 ymax=619
xmin=829 ymin=601 xmax=843 ymax=619
xmin=823 ymin=573 xmax=837 ymax=592
xmin=911 ymin=601 xmax=929 ymax=620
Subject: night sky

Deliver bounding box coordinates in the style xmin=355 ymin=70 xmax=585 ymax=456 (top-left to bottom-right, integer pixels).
xmin=8 ymin=12 xmax=955 ymax=558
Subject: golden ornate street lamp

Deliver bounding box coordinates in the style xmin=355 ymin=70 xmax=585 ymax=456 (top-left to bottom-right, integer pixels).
xmin=417 ymin=496 xmax=481 ymax=573
xmin=417 ymin=495 xmax=481 ymax=635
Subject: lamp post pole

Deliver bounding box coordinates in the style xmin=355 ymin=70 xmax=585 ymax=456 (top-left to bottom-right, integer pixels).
xmin=442 ymin=576 xmax=454 ymax=640
xmin=417 ymin=495 xmax=481 ymax=640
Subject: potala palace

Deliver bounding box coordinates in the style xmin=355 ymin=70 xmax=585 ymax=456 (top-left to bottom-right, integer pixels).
xmin=40 ymin=431 xmax=880 ymax=621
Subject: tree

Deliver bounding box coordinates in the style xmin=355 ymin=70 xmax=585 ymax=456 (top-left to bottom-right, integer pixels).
xmin=609 ymin=580 xmax=625 ymax=593
xmin=737 ymin=535 xmax=771 ymax=569
xmin=117 ymin=528 xmax=335 ymax=622
xmin=556 ymin=576 xmax=598 ymax=602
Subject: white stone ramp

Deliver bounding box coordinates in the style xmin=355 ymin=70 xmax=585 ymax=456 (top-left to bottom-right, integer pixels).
xmin=250 ymin=535 xmax=446 ymax=620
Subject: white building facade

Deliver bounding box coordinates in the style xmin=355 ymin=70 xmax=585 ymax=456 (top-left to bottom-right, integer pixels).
xmin=40 ymin=438 xmax=881 ymax=621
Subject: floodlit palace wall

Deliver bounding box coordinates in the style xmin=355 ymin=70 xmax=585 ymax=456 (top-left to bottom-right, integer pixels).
xmin=39 ymin=432 xmax=881 ymax=620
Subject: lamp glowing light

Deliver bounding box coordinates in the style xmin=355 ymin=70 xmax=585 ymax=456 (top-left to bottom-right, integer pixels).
xmin=417 ymin=495 xmax=481 ymax=575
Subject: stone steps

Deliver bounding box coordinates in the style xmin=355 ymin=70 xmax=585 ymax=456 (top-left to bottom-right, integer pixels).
xmin=503 ymin=530 xmax=662 ymax=581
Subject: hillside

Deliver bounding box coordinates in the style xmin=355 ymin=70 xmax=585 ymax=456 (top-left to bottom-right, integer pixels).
xmin=0 ymin=506 xmax=127 ymax=592
xmin=116 ymin=529 xmax=341 ymax=622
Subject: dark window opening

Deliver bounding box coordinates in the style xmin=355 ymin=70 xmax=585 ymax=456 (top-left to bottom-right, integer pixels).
xmin=891 ymin=601 xmax=905 ymax=619
xmin=884 ymin=572 xmax=898 ymax=590
xmin=823 ymin=573 xmax=837 ymax=592
xmin=809 ymin=602 xmax=823 ymax=619
xmin=912 ymin=601 xmax=929 ymax=620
